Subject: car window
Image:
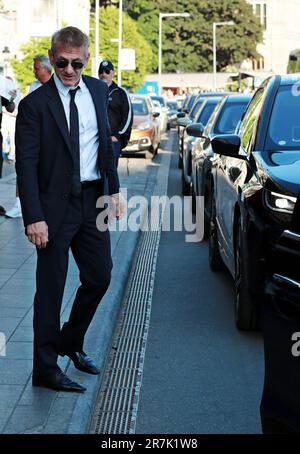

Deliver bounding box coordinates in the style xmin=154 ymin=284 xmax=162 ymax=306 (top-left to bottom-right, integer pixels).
xmin=214 ymin=101 xmax=250 ymax=135
xmin=240 ymin=89 xmax=264 ymax=153
xmin=167 ymin=101 xmax=177 ymax=110
xmin=204 ymin=98 xmax=224 ymax=135
xmin=266 ymin=85 xmax=300 ymax=150
xmin=151 ymin=96 xmax=166 ymax=108
xmin=196 ymin=101 xmax=219 ymax=127
xmin=190 ymin=99 xmax=204 ymax=121
xmin=131 ymin=98 xmax=149 ymax=116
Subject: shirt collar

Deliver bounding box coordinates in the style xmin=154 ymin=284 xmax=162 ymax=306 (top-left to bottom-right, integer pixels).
xmin=53 ymin=73 xmax=86 ymax=97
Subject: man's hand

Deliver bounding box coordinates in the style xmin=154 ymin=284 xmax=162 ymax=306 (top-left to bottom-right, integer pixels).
xmin=109 ymin=193 xmax=127 ymax=220
xmin=26 ymin=221 xmax=49 ymax=249
xmin=111 ymin=136 xmax=119 ymax=142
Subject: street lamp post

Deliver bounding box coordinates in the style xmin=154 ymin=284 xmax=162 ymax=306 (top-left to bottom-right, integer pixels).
xmin=213 ymin=21 xmax=234 ymax=90
xmin=94 ymin=0 xmax=99 ymax=77
xmin=118 ymin=0 xmax=123 ymax=86
xmin=158 ymin=12 xmax=190 ymax=95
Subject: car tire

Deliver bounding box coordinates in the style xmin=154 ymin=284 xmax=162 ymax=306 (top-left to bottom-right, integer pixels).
xmin=145 ymin=148 xmax=154 ymax=160
xmin=191 ymin=184 xmax=196 ymax=214
xmin=209 ymin=197 xmax=223 ymax=271
xmin=234 ymin=221 xmax=260 ymax=330
xmin=181 ymin=170 xmax=190 ymax=196
xmin=178 ymin=153 xmax=183 ymax=169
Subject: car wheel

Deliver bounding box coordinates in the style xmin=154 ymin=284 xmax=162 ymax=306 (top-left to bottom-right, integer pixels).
xmin=145 ymin=147 xmax=154 ymax=160
xmin=234 ymin=221 xmax=260 ymax=330
xmin=209 ymin=197 xmax=223 ymax=271
xmin=178 ymin=153 xmax=183 ymax=169
xmin=191 ymin=184 xmax=196 ymax=214
xmin=181 ymin=170 xmax=190 ymax=196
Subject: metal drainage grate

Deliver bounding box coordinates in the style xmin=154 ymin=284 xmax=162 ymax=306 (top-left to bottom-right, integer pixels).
xmin=90 ymin=147 xmax=172 ymax=435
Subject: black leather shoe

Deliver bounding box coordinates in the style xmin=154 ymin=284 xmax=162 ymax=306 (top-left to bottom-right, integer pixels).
xmin=67 ymin=351 xmax=100 ymax=375
xmin=32 ymin=370 xmax=86 ymax=393
xmin=0 ymin=205 xmax=6 ymax=216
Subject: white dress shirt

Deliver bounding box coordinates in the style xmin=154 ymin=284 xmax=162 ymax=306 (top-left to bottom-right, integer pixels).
xmin=53 ymin=73 xmax=100 ymax=182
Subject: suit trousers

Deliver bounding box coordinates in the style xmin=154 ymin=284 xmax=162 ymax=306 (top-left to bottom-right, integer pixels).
xmin=33 ymin=182 xmax=112 ymax=377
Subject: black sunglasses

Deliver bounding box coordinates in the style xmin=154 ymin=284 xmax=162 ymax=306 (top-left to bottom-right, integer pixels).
xmin=55 ymin=59 xmax=84 ymax=70
xmin=99 ymin=69 xmax=111 ymax=75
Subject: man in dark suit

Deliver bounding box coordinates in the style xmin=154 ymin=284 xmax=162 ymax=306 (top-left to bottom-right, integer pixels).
xmin=16 ymin=26 xmax=125 ymax=393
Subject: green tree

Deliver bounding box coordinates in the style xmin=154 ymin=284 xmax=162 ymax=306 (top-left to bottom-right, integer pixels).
xmin=10 ymin=37 xmax=51 ymax=93
xmin=91 ymin=6 xmax=153 ymax=91
xmin=124 ymin=0 xmax=263 ymax=73
xmin=11 ymin=6 xmax=152 ymax=93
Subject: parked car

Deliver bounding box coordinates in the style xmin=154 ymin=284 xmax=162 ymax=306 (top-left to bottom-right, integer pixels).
xmin=122 ymin=94 xmax=160 ymax=159
xmin=166 ymin=100 xmax=179 ymax=128
xmin=209 ymin=75 xmax=300 ymax=330
xmin=185 ymin=94 xmax=252 ymax=226
xmin=150 ymin=95 xmax=169 ymax=133
xmin=177 ymin=92 xmax=231 ymax=169
xmin=181 ymin=97 xmax=223 ymax=196
xmin=177 ymin=96 xmax=207 ymax=168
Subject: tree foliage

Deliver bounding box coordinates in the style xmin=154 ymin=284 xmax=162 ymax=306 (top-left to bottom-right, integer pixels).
xmin=10 ymin=5 xmax=152 ymax=93
xmin=10 ymin=37 xmax=51 ymax=93
xmin=91 ymin=6 xmax=153 ymax=91
xmin=123 ymin=0 xmax=263 ymax=73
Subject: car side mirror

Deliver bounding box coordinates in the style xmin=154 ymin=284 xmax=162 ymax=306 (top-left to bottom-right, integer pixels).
xmin=186 ymin=122 xmax=205 ymax=138
xmin=177 ymin=112 xmax=186 ymax=118
xmin=211 ymin=134 xmax=247 ymax=160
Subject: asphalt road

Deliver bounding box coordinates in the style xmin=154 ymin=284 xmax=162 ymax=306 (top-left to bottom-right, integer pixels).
xmin=134 ymin=132 xmax=264 ymax=434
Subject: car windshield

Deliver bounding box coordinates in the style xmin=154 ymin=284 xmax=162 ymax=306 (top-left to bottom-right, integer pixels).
xmin=196 ymin=101 xmax=219 ymax=126
xmin=213 ymin=102 xmax=249 ymax=134
xmin=151 ymin=96 xmax=165 ymax=107
xmin=167 ymin=101 xmax=177 ymax=110
xmin=131 ymin=98 xmax=149 ymax=116
xmin=266 ymin=85 xmax=300 ymax=150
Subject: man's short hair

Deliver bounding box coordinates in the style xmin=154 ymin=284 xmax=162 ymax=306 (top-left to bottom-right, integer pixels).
xmin=33 ymin=55 xmax=52 ymax=74
xmin=51 ymin=26 xmax=89 ymax=56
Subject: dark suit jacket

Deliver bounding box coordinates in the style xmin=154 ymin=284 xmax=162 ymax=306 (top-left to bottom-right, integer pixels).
xmin=15 ymin=75 xmax=119 ymax=239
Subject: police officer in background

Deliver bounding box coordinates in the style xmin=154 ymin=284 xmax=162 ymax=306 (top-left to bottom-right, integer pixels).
xmin=98 ymin=60 xmax=132 ymax=167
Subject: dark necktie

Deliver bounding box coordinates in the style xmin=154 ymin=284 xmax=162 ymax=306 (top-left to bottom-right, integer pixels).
xmin=69 ymin=87 xmax=81 ymax=196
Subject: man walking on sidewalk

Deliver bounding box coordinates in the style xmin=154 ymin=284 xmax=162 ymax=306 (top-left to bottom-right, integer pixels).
xmin=16 ymin=26 xmax=126 ymax=393
xmin=98 ymin=60 xmax=132 ymax=167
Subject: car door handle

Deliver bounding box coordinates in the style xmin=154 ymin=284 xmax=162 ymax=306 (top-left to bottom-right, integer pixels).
xmin=229 ymin=167 xmax=242 ymax=182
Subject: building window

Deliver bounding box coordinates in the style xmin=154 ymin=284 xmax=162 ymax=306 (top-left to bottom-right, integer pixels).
xmin=254 ymin=2 xmax=267 ymax=30
xmin=252 ymin=57 xmax=265 ymax=71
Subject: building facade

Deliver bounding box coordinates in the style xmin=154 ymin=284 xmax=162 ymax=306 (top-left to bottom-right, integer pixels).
xmin=245 ymin=0 xmax=300 ymax=74
xmin=0 ymin=0 xmax=90 ymax=75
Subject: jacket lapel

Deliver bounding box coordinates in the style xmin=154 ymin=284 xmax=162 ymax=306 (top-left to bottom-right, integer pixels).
xmin=45 ymin=77 xmax=72 ymax=153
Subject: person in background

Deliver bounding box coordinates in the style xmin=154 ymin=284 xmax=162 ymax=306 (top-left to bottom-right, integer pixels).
xmin=0 ymin=91 xmax=16 ymax=216
xmin=5 ymin=56 xmax=52 ymax=218
xmin=98 ymin=60 xmax=132 ymax=167
xmin=29 ymin=55 xmax=52 ymax=93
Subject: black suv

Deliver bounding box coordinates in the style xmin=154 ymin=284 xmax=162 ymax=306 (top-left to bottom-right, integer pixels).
xmin=209 ymin=75 xmax=300 ymax=330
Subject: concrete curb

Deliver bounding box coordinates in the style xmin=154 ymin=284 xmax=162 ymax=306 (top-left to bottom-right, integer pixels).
xmin=67 ymin=228 xmax=141 ymax=434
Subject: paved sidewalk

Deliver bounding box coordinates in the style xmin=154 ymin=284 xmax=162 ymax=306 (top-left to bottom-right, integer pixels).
xmin=0 ymin=136 xmax=173 ymax=434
